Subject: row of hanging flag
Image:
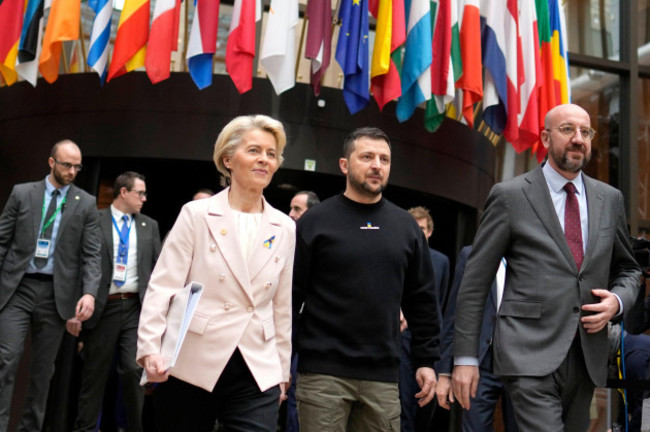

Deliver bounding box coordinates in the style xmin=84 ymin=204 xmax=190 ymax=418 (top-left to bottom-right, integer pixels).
xmin=0 ymin=0 xmax=570 ymax=160
xmin=328 ymin=0 xmax=571 ymax=161
xmin=0 ymin=0 xmax=262 ymax=89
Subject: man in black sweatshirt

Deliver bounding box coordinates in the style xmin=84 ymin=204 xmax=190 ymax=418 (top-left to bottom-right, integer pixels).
xmin=293 ymin=127 xmax=441 ymax=431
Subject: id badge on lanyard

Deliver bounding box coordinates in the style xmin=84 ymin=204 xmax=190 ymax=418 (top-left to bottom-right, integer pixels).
xmin=112 ymin=215 xmax=132 ymax=282
xmin=36 ymin=193 xmax=65 ymax=259
xmin=35 ymin=239 xmax=51 ymax=258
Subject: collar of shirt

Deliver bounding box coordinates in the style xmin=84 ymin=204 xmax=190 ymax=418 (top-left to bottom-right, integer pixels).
xmin=44 ymin=175 xmax=71 ymax=198
xmin=110 ymin=204 xmax=132 ymax=225
xmin=542 ymin=161 xmax=585 ymax=196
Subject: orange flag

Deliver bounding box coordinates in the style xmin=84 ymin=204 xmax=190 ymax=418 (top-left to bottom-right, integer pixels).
xmin=39 ymin=0 xmax=80 ymax=83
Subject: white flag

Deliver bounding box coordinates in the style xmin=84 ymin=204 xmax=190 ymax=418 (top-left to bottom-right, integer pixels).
xmin=260 ymin=0 xmax=298 ymax=95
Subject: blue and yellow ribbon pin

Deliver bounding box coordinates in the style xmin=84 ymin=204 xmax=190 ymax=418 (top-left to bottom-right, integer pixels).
xmin=263 ymin=235 xmax=276 ymax=249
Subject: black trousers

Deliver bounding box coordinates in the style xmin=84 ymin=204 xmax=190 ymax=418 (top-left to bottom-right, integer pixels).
xmin=154 ymin=349 xmax=281 ymax=432
xmin=74 ymin=296 xmax=143 ymax=432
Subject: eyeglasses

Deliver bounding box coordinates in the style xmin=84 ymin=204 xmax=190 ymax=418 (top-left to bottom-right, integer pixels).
xmin=53 ymin=158 xmax=83 ymax=171
xmin=546 ymin=124 xmax=596 ymax=140
xmin=130 ymin=190 xmax=147 ymax=198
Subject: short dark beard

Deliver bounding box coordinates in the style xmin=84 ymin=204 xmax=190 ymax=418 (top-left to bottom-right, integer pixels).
xmin=53 ymin=169 xmax=72 ymax=186
xmin=348 ymin=172 xmax=386 ymax=198
xmin=553 ymin=144 xmax=591 ymax=173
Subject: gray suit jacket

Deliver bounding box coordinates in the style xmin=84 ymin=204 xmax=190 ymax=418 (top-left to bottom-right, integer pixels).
xmin=84 ymin=207 xmax=162 ymax=329
xmin=0 ymin=179 xmax=102 ymax=320
xmin=454 ymin=165 xmax=640 ymax=387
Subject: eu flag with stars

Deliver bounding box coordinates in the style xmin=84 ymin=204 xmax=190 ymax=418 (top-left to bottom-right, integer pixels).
xmin=335 ymin=0 xmax=370 ymax=114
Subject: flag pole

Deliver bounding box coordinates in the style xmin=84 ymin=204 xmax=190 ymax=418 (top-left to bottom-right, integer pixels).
xmin=62 ymin=43 xmax=70 ymax=74
xmin=332 ymin=0 xmax=342 ymax=26
xmin=182 ymin=0 xmax=190 ymax=72
xmin=472 ymin=101 xmax=482 ymax=129
xmin=295 ymin=9 xmax=308 ymax=78
xmin=79 ymin=21 xmax=88 ymax=73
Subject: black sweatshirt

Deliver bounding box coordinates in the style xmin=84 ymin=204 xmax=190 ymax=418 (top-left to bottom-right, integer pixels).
xmin=293 ymin=194 xmax=440 ymax=382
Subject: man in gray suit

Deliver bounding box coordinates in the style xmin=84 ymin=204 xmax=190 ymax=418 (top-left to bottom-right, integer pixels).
xmin=70 ymin=171 xmax=161 ymax=432
xmin=0 ymin=139 xmax=101 ymax=431
xmin=452 ymin=104 xmax=641 ymax=431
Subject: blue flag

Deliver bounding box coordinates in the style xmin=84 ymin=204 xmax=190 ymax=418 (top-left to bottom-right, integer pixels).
xmin=335 ymin=0 xmax=370 ymax=115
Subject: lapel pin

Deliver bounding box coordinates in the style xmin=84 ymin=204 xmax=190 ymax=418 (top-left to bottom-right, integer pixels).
xmin=75 ymin=195 xmax=80 ymax=200
xmin=263 ymin=235 xmax=276 ymax=249
xmin=142 ymin=222 xmax=146 ymax=226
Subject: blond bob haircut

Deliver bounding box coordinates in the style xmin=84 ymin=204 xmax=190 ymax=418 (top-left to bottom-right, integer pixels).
xmin=213 ymin=115 xmax=287 ymax=181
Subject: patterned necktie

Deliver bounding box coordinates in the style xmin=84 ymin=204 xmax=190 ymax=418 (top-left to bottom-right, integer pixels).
xmin=563 ymin=182 xmax=584 ymax=270
xmin=35 ymin=189 xmax=60 ymax=269
xmin=114 ymin=215 xmax=130 ymax=287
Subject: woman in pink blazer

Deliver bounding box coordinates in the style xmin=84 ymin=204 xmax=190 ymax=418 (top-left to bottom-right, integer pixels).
xmin=136 ymin=115 xmax=295 ymax=431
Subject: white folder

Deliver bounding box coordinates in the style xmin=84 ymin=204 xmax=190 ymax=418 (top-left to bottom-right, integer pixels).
xmin=140 ymin=281 xmax=204 ymax=385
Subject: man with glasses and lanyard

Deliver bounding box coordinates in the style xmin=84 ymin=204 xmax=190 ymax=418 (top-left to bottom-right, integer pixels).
xmin=0 ymin=139 xmax=101 ymax=431
xmin=70 ymin=171 xmax=161 ymax=432
xmin=451 ymin=104 xmax=640 ymax=431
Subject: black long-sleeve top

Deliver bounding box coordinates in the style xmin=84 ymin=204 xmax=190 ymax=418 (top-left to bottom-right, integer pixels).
xmin=293 ymin=194 xmax=440 ymax=382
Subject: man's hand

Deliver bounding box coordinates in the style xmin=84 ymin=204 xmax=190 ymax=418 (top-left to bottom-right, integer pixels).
xmin=435 ymin=375 xmax=454 ymax=410
xmin=75 ymin=294 xmax=95 ymax=321
xmin=581 ymin=289 xmax=620 ymax=333
xmin=66 ymin=317 xmax=82 ymax=337
xmin=399 ymin=309 xmax=408 ymax=332
xmin=142 ymin=354 xmax=170 ymax=383
xmin=414 ymin=367 xmax=437 ymax=407
xmin=451 ymin=365 xmax=479 ymax=410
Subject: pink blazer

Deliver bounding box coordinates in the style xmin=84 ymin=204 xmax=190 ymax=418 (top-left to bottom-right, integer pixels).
xmin=137 ymin=189 xmax=295 ymax=392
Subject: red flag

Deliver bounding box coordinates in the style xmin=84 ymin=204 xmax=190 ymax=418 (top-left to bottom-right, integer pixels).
xmin=0 ymin=0 xmax=24 ymax=85
xmin=226 ymin=0 xmax=257 ymax=94
xmin=146 ymin=0 xmax=182 ymax=84
xmin=502 ymin=0 xmax=521 ymax=144
xmin=512 ymin=0 xmax=542 ymax=153
xmin=533 ymin=0 xmax=555 ymax=162
xmin=457 ymin=0 xmax=481 ymax=127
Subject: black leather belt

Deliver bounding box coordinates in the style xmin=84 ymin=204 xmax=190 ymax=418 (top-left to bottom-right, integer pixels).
xmin=23 ymin=273 xmax=53 ymax=282
xmin=107 ymin=292 xmax=138 ymax=300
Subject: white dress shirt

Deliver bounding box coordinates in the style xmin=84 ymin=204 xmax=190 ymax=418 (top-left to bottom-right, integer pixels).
xmin=109 ymin=205 xmax=139 ymax=295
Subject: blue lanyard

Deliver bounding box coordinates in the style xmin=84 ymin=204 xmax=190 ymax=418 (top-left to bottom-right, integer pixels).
xmin=111 ymin=215 xmax=132 ymax=261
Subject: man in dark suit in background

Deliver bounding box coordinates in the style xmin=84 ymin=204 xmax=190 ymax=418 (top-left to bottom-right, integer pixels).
xmin=70 ymin=171 xmax=161 ymax=432
xmin=0 ymin=139 xmax=101 ymax=431
xmin=408 ymin=206 xmax=450 ymax=313
xmin=452 ymin=104 xmax=640 ymax=431
xmin=436 ymin=246 xmax=518 ymax=431
xmin=399 ymin=207 xmax=449 ymax=432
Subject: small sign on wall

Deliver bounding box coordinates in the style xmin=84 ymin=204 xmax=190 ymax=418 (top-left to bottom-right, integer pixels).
xmin=304 ymin=159 xmax=316 ymax=172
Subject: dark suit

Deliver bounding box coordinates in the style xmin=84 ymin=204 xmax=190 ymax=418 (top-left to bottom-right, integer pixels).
xmin=430 ymin=248 xmax=450 ymax=316
xmin=74 ymin=207 xmax=161 ymax=432
xmin=438 ymin=246 xmax=517 ymax=432
xmin=454 ymin=165 xmax=640 ymax=431
xmin=400 ymin=247 xmax=449 ymax=432
xmin=0 ymin=179 xmax=101 ymax=431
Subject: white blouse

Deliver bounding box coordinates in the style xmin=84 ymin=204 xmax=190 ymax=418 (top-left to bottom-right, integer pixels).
xmin=232 ymin=210 xmax=262 ymax=261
